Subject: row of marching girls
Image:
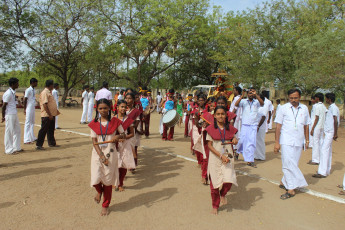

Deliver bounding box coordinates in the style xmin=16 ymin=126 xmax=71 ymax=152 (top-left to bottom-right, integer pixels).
xmin=88 ymin=89 xmax=143 ymax=216
xmin=189 ymin=92 xmax=239 ymax=214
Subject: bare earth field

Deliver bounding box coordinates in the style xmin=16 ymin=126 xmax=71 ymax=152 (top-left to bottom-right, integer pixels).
xmin=0 ymin=107 xmax=344 ymax=230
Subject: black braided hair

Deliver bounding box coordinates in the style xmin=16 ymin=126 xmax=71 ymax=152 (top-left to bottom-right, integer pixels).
xmin=94 ymin=98 xmax=112 ymax=122
xmin=213 ymin=106 xmax=230 ymax=130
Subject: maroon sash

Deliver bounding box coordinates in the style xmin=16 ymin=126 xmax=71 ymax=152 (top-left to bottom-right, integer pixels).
xmin=121 ymin=117 xmax=135 ymax=130
xmin=88 ymin=117 xmax=122 ymax=135
xmin=206 ymin=124 xmax=237 ymax=141
xmin=127 ymin=108 xmax=141 ymax=120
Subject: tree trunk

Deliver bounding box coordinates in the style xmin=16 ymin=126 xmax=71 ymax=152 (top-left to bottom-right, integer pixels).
xmin=61 ymin=81 xmax=69 ymax=107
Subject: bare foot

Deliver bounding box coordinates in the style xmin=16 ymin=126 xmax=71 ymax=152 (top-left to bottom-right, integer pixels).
xmin=201 ymin=178 xmax=206 ymax=184
xmin=94 ymin=192 xmax=101 ymax=204
xmin=220 ymin=196 xmax=227 ymax=206
xmin=211 ymin=208 xmax=218 ymax=215
xmin=101 ymin=207 xmax=109 ymax=216
xmin=118 ymin=186 xmax=125 ymax=192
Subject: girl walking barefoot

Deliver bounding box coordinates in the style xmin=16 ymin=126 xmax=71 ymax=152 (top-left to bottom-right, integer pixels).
xmin=116 ymin=100 xmax=135 ymax=192
xmin=206 ymin=106 xmax=238 ymax=215
xmin=88 ymin=99 xmax=125 ymax=216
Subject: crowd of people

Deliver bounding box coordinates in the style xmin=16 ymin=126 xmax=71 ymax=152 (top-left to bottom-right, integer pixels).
xmin=1 ymin=78 xmax=344 ymax=216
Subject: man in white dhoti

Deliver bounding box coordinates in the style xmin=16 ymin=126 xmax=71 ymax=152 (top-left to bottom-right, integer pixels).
xmin=156 ymin=92 xmax=162 ymax=113
xmin=52 ymin=83 xmax=60 ymax=129
xmin=274 ymin=88 xmax=310 ymax=199
xmin=308 ymin=93 xmax=326 ymax=165
xmin=313 ymin=93 xmax=339 ymax=178
xmin=24 ymin=78 xmax=38 ymax=144
xmin=229 ymin=86 xmax=242 ymax=151
xmin=309 ymin=96 xmax=316 ymax=148
xmin=87 ymin=87 xmax=95 ymax=123
xmin=1 ymin=78 xmax=22 ymax=154
xmin=235 ymin=88 xmax=264 ymax=167
xmin=254 ymin=94 xmax=268 ymax=161
xmin=80 ymin=85 xmax=89 ymax=124
xmin=263 ymin=94 xmax=272 ymax=133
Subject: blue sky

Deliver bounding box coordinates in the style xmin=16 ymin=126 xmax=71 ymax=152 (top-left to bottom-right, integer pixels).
xmin=210 ymin=0 xmax=267 ymax=12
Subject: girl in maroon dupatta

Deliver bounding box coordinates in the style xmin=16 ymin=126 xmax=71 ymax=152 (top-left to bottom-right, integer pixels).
xmin=126 ymin=92 xmax=142 ymax=168
xmin=116 ymin=100 xmax=135 ymax=192
xmin=199 ymin=98 xmax=216 ymax=185
xmin=206 ymin=106 xmax=238 ymax=215
xmin=191 ymin=94 xmax=206 ymax=168
xmin=216 ymin=96 xmax=236 ymax=126
xmin=88 ymin=99 xmax=125 ymax=216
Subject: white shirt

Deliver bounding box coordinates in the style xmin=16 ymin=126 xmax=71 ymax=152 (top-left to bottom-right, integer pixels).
xmin=313 ymin=102 xmax=327 ymax=130
xmin=324 ymin=103 xmax=340 ymax=133
xmin=24 ymin=86 xmax=36 ymax=106
xmin=82 ymin=91 xmax=89 ymax=105
xmin=118 ymin=94 xmax=124 ymax=100
xmin=256 ymin=106 xmax=268 ymax=128
xmin=52 ymin=89 xmax=59 ymax=106
xmin=95 ymin=88 xmax=112 ymax=101
xmin=276 ymin=104 xmax=281 ymax=115
xmin=264 ymin=98 xmax=273 ymax=117
xmin=88 ymin=92 xmax=95 ymax=105
xmin=156 ymin=95 xmax=162 ymax=104
xmin=2 ymin=88 xmax=17 ymax=115
xmin=230 ymin=95 xmax=242 ymax=119
xmin=239 ymin=98 xmax=261 ymax=125
xmin=275 ymin=103 xmax=310 ymax=147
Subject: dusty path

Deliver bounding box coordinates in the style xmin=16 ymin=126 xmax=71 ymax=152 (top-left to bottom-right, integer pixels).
xmin=0 ymin=108 xmax=344 ymax=230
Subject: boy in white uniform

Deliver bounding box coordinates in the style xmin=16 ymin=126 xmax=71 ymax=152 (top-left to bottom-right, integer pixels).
xmin=274 ymin=89 xmax=310 ymax=199
xmin=235 ymin=88 xmax=264 ymax=168
xmin=80 ymin=85 xmax=89 ymax=124
xmin=1 ymin=78 xmax=22 ymax=154
xmin=87 ymin=87 xmax=95 ymax=123
xmin=254 ymin=94 xmax=269 ymax=161
xmin=229 ymin=86 xmax=242 ymax=151
xmin=52 ymin=83 xmax=60 ymax=129
xmin=308 ymin=93 xmax=326 ymax=165
xmin=313 ymin=93 xmax=339 ymax=178
xmin=24 ymin=78 xmax=38 ymax=144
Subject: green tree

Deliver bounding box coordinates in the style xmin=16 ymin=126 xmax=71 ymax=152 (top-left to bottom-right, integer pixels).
xmin=98 ymin=0 xmax=209 ymax=88
xmin=1 ymin=0 xmax=97 ymax=106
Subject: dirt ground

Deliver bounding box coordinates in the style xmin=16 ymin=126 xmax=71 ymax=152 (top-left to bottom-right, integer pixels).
xmin=0 ymin=107 xmax=344 ymax=230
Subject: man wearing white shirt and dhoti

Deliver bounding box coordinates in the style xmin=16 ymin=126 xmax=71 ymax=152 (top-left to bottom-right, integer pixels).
xmin=274 ymin=89 xmax=310 ymax=200
xmin=313 ymin=93 xmax=340 ymax=178
xmin=52 ymin=83 xmax=60 ymax=129
xmin=229 ymin=86 xmax=242 ymax=152
xmin=1 ymin=78 xmax=23 ymax=154
xmin=308 ymin=93 xmax=326 ymax=165
xmin=254 ymin=94 xmax=269 ymax=161
xmin=262 ymin=94 xmax=273 ymax=133
xmin=87 ymin=87 xmax=95 ymax=123
xmin=24 ymin=78 xmax=38 ymax=144
xmin=80 ymin=85 xmax=89 ymax=124
xmin=235 ymin=88 xmax=264 ymax=168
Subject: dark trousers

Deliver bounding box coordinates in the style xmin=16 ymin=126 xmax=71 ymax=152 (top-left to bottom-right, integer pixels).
xmin=36 ymin=117 xmax=56 ymax=147
xmin=144 ymin=113 xmax=150 ymax=137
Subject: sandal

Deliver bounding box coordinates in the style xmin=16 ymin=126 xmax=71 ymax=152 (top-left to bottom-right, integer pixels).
xmin=280 ymin=192 xmax=295 ymax=200
xmin=336 ymin=185 xmax=343 ymax=189
xmin=312 ymin=173 xmax=326 ymax=178
xmin=339 ymin=191 xmax=345 ymax=196
xmin=247 ymin=162 xmax=257 ymax=168
xmin=279 ymin=184 xmax=287 ymax=190
xmin=234 ymin=153 xmax=239 ymax=161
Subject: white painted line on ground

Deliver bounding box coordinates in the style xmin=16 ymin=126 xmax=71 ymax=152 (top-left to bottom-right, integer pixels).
xmin=19 ymin=122 xmax=344 ymax=204
xmin=142 ymin=145 xmax=345 ymax=205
